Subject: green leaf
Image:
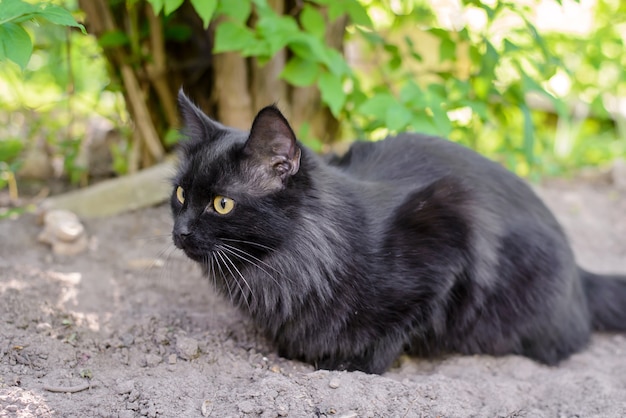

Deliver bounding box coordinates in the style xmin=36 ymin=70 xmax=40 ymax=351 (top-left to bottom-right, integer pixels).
xmin=386 ymin=102 xmax=413 ymax=131
xmin=0 ymin=0 xmax=37 ymax=24
xmin=410 ymin=114 xmax=438 ymax=136
xmin=98 ymin=30 xmax=129 ymax=48
xmin=300 ymin=4 xmax=325 ymax=38
xmin=287 ymin=32 xmax=328 ymax=63
xmin=37 ymin=3 xmax=85 ymax=33
xmin=462 ymin=99 xmax=488 ymax=119
xmin=318 ymin=71 xmax=345 ymax=117
xmin=241 ymin=39 xmax=271 ymax=58
xmin=344 ymin=0 xmax=372 ymax=27
xmin=164 ymin=24 xmax=193 ymax=41
xmin=399 ymin=81 xmax=424 ymax=107
xmin=480 ymin=39 xmax=499 ymax=79
xmin=280 ymin=56 xmax=320 ymax=86
xmin=147 ymin=0 xmax=164 ymax=15
xmin=297 ymin=122 xmax=323 ymax=152
xmin=0 ymin=138 xmax=23 ymax=162
xmin=0 ymin=22 xmax=32 ymax=69
xmin=358 ymin=27 xmax=385 ymax=45
xmin=216 ymin=0 xmax=251 ymax=23
xmin=163 ymin=128 xmax=182 ymax=146
xmin=190 ymin=0 xmax=217 ymax=29
xmin=503 ymin=39 xmax=520 ymax=53
xmin=257 ymin=14 xmax=299 ymax=55
xmin=358 ymin=93 xmax=397 ymax=121
xmin=164 ymin=0 xmax=184 ymax=15
xmin=213 ymin=21 xmax=256 ymax=53
xmin=0 ymin=0 xmax=85 ymax=33
xmin=471 ymin=76 xmax=491 ymax=100
xmin=439 ymin=37 xmax=455 ymax=62
xmin=324 ymin=48 xmax=350 ymax=76
xmin=384 ymin=43 xmax=402 ymax=70
xmin=430 ymin=105 xmax=452 ymax=136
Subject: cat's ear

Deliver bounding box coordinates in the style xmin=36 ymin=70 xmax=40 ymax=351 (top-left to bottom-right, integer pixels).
xmin=178 ymin=88 xmax=223 ymax=141
xmin=244 ymin=106 xmax=301 ymax=179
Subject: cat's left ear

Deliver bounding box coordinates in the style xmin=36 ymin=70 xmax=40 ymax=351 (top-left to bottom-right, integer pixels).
xmin=178 ymin=88 xmax=224 ymax=142
xmin=244 ymin=106 xmax=301 ymax=179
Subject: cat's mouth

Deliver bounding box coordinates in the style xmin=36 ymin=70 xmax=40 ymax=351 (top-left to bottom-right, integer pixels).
xmin=180 ymin=247 xmax=208 ymax=263
xmin=173 ymin=239 xmax=207 ymax=263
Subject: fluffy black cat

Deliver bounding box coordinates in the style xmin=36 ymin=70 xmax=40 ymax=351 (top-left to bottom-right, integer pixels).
xmin=171 ymin=90 xmax=626 ymax=374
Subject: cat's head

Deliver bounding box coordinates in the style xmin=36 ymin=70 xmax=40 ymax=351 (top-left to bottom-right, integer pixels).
xmin=171 ymin=90 xmax=304 ymax=271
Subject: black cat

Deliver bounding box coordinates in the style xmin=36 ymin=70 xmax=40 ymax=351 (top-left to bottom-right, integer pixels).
xmin=171 ymin=90 xmax=626 ymax=374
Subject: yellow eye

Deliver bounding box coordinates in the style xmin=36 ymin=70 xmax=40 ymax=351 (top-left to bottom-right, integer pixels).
xmin=213 ymin=195 xmax=235 ymax=215
xmin=176 ymin=186 xmax=185 ymax=204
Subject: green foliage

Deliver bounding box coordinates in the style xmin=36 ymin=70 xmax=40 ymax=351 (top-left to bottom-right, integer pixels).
xmin=188 ymin=0 xmax=625 ymax=176
xmin=0 ymin=0 xmax=85 ymax=69
xmin=3 ymin=0 xmax=626 ymax=197
xmin=0 ymin=0 xmax=93 ymax=197
xmin=210 ymin=0 xmax=355 ymax=117
xmin=0 ymin=3 xmax=125 ymax=193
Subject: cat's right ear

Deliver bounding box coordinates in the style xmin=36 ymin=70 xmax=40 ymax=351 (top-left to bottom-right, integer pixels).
xmin=178 ymin=89 xmax=223 ymax=141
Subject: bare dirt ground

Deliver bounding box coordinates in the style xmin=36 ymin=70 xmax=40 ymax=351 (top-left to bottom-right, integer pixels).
xmin=1 ymin=180 xmax=625 ymax=418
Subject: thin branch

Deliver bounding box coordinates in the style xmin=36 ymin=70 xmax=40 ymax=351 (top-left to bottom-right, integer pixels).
xmin=43 ymin=381 xmax=91 ymax=393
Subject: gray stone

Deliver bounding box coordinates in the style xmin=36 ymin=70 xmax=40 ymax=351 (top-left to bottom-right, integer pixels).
xmin=40 ymin=158 xmax=176 ymax=218
xmin=238 ymin=400 xmax=255 ymax=414
xmin=176 ymin=336 xmax=199 ymax=360
xmin=37 ymin=209 xmax=88 ymax=255
xmin=144 ymin=353 xmax=162 ymax=367
xmin=116 ymin=380 xmax=135 ymax=395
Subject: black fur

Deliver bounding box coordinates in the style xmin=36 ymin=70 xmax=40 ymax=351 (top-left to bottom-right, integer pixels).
xmin=171 ymin=90 xmax=626 ymax=374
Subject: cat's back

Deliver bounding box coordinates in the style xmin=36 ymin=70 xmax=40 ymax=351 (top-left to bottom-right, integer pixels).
xmin=332 ymin=133 xmax=505 ymax=185
xmin=329 ymin=133 xmax=555 ymax=223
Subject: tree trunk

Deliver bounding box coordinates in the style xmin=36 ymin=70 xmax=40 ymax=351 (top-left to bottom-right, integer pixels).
xmin=213 ymin=51 xmax=254 ymax=129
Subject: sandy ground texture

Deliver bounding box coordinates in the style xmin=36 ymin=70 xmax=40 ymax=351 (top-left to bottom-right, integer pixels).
xmin=1 ymin=180 xmax=625 ymax=418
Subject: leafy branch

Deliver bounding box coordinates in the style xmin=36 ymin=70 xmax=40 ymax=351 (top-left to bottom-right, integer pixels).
xmin=0 ymin=0 xmax=85 ymax=69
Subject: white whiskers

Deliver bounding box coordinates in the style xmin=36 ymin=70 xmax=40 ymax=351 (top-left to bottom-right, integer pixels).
xmin=201 ymin=239 xmax=284 ymax=312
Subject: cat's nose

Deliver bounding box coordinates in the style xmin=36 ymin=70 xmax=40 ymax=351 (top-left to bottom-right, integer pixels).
xmin=173 ymin=227 xmax=191 ymax=249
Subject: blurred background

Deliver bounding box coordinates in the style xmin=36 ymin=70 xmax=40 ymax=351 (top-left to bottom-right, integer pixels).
xmin=1 ymin=0 xmax=625 ymax=217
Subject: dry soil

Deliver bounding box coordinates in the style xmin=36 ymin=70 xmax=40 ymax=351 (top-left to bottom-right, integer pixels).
xmin=1 ymin=181 xmax=625 ymax=417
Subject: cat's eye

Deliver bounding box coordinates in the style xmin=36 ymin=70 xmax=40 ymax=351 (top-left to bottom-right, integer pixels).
xmin=213 ymin=195 xmax=235 ymax=215
xmin=176 ymin=186 xmax=185 ymax=204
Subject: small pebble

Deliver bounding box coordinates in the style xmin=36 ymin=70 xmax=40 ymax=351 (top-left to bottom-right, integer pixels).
xmin=153 ymin=328 xmax=170 ymax=345
xmin=128 ymin=389 xmax=140 ymax=402
xmin=337 ymin=412 xmax=358 ymax=418
xmin=37 ymin=210 xmax=88 ymax=255
xmin=36 ymin=323 xmax=52 ymax=333
xmin=144 ymin=353 xmax=162 ymax=367
xmin=201 ymin=399 xmax=213 ymax=417
xmin=270 ymin=365 xmax=281 ymax=373
xmin=329 ymin=377 xmax=340 ymax=389
xmin=238 ymin=400 xmax=255 ymax=414
xmin=146 ymin=405 xmax=157 ymax=418
xmin=168 ymin=354 xmax=177 ymax=365
xmin=119 ymin=333 xmax=134 ymax=347
xmin=176 ymin=336 xmax=199 ymax=360
xmin=116 ymin=380 xmax=135 ymax=395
